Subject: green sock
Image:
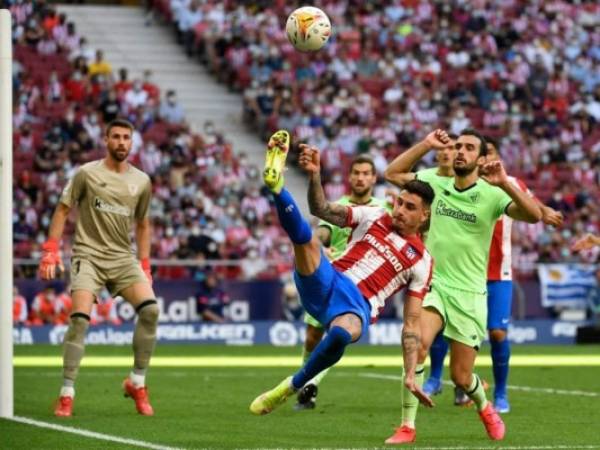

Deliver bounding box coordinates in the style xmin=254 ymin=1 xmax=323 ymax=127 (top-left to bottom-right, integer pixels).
xmin=467 ymin=374 xmax=488 ymax=411
xmin=302 ymin=348 xmax=330 ymax=386
xmin=401 ymin=364 xmax=425 ymax=428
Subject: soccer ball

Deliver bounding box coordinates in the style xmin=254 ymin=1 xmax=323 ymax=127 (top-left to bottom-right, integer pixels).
xmin=285 ymin=6 xmax=331 ymax=52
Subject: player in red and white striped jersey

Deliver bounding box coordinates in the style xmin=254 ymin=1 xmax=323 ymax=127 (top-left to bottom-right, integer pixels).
xmin=250 ymin=136 xmax=435 ymax=416
xmin=333 ymin=206 xmax=433 ymax=322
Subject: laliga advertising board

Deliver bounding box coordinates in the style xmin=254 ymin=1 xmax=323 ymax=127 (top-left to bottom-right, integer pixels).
xmin=286 ymin=6 xmax=331 ymax=52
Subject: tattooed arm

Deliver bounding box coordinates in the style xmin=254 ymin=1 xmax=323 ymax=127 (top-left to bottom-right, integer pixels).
xmin=298 ymin=143 xmax=349 ymax=227
xmin=308 ymin=172 xmax=349 ymax=227
xmin=402 ymin=296 xmax=422 ymax=382
xmin=402 ymin=295 xmax=434 ymax=407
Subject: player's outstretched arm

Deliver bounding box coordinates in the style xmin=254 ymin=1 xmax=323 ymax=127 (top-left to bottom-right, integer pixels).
xmin=481 ymin=161 xmax=542 ymax=223
xmin=384 ymin=129 xmax=449 ymax=187
xmin=39 ymin=203 xmax=70 ymax=280
xmin=402 ymin=296 xmax=434 ymax=408
xmin=299 ymin=144 xmax=349 ymax=228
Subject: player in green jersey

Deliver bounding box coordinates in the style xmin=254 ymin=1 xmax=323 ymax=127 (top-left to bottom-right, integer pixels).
xmin=295 ymin=155 xmax=389 ymax=410
xmin=383 ymin=129 xmax=542 ymax=444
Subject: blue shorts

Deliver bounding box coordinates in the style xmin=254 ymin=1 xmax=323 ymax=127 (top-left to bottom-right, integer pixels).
xmin=487 ymin=280 xmax=513 ymax=330
xmin=293 ymin=251 xmax=371 ymax=339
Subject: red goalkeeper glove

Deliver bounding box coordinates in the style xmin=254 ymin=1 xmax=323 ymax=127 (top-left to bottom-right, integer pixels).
xmin=141 ymin=257 xmax=153 ymax=285
xmin=39 ymin=238 xmax=63 ymax=280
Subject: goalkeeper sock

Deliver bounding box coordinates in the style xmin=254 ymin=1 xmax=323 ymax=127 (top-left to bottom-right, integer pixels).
xmin=491 ymin=337 xmax=510 ymax=398
xmin=133 ymin=300 xmax=159 ymax=382
xmin=401 ymin=364 xmax=424 ymax=428
xmin=292 ymin=327 xmax=351 ymax=389
xmin=273 ymin=188 xmax=312 ymax=245
xmin=466 ymin=374 xmax=489 ymax=411
xmin=62 ymin=313 xmax=90 ymax=389
xmin=428 ymin=332 xmax=448 ymax=381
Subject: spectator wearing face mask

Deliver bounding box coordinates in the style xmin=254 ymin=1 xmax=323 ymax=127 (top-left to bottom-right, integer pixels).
xmin=124 ymin=79 xmax=149 ymax=112
xmin=241 ymin=246 xmax=269 ymax=280
xmin=159 ymin=90 xmax=185 ymax=124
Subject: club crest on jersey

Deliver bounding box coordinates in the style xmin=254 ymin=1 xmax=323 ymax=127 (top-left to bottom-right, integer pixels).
xmin=469 ymin=192 xmax=480 ymax=203
xmin=128 ymin=184 xmax=138 ymax=196
xmin=405 ymin=246 xmax=417 ymax=260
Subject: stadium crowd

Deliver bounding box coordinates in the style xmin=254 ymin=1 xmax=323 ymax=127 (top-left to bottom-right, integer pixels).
xmin=8 ymin=0 xmax=600 ymax=291
xmin=155 ymin=0 xmax=600 ymax=272
xmin=8 ymin=0 xmax=295 ymax=283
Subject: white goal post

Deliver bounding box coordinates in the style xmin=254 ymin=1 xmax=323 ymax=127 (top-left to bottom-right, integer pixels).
xmin=0 ymin=8 xmax=14 ymax=418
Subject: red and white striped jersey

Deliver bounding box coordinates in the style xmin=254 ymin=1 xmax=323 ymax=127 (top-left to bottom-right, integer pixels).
xmin=333 ymin=206 xmax=433 ymax=321
xmin=487 ymin=176 xmax=533 ymax=281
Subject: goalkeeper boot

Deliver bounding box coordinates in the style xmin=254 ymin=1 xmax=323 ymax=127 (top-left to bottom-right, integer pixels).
xmin=294 ymin=383 xmax=318 ymax=410
xmin=263 ymin=130 xmax=290 ymax=194
xmin=123 ymin=378 xmax=154 ymax=416
xmin=54 ymin=396 xmax=73 ymax=417
xmin=250 ymin=376 xmax=295 ymax=415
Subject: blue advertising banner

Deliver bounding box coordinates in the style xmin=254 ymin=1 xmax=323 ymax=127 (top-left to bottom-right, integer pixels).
xmin=13 ymin=320 xmax=589 ymax=346
xmin=16 ymin=279 xmax=284 ymax=322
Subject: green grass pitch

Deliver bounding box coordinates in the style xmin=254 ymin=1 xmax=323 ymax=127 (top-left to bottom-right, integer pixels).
xmin=2 ymin=344 xmax=600 ymax=449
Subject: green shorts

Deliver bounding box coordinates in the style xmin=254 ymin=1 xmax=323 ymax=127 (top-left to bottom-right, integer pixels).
xmin=303 ymin=312 xmax=324 ymax=328
xmin=423 ymin=283 xmax=487 ymax=348
xmin=70 ymin=256 xmax=147 ymax=299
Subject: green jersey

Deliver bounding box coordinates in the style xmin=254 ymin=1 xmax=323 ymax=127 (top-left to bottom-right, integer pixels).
xmin=318 ymin=195 xmax=390 ymax=259
xmin=416 ymin=170 xmax=511 ymax=293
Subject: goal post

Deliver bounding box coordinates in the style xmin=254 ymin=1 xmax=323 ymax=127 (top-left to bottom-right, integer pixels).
xmin=0 ymin=8 xmax=14 ymax=418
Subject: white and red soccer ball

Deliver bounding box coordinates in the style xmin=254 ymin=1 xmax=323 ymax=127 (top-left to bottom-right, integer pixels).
xmin=286 ymin=6 xmax=331 ymax=52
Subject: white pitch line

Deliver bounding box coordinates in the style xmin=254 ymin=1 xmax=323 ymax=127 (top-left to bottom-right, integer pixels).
xmin=6 ymin=416 xmax=184 ymax=450
xmin=357 ymin=373 xmax=600 ymax=398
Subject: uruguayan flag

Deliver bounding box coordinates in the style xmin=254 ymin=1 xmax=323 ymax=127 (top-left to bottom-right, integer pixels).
xmin=538 ymin=264 xmax=597 ymax=308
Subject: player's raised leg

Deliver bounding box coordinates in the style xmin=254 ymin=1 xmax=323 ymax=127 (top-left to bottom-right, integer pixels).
xmin=120 ymin=281 xmax=159 ymax=416
xmin=449 ymin=340 xmax=505 ymax=440
xmin=54 ymin=290 xmax=94 ymax=417
xmin=251 ymin=134 xmax=363 ymax=415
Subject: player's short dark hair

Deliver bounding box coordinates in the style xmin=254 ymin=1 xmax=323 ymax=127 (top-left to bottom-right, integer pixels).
xmin=483 ymin=135 xmax=500 ymax=155
xmin=448 ymin=133 xmax=458 ymax=140
xmin=403 ymin=180 xmax=435 ymax=207
xmin=105 ymin=119 xmax=134 ymax=136
xmin=460 ymin=128 xmax=487 ymax=156
xmin=350 ymin=155 xmax=376 ymax=175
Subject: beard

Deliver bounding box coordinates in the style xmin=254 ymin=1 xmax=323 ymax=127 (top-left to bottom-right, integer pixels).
xmin=108 ymin=146 xmax=129 ymax=162
xmin=453 ymin=161 xmax=478 ymax=176
xmin=351 ymin=185 xmax=372 ymax=197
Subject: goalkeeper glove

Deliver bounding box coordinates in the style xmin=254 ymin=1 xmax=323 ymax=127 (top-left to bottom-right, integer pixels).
xmin=39 ymin=238 xmax=63 ymax=280
xmin=141 ymin=257 xmax=153 ymax=285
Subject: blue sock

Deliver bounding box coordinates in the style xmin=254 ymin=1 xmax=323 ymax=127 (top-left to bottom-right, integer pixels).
xmin=273 ymin=188 xmax=312 ymax=245
xmin=292 ymin=326 xmax=352 ymax=389
xmin=491 ymin=338 xmax=510 ymax=397
xmin=429 ymin=332 xmax=448 ymax=381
